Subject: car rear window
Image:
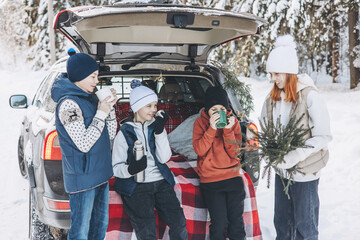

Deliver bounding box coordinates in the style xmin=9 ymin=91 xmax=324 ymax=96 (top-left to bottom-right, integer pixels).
xmin=98 ymin=75 xmax=212 ymax=104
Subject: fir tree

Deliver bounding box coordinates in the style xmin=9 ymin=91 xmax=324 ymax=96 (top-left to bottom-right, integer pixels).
xmin=0 ymin=0 xmax=29 ymax=67
xmin=23 ymin=0 xmax=117 ymax=69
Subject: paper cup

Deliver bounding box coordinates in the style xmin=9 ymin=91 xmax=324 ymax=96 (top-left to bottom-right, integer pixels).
xmin=215 ymin=110 xmax=228 ymax=128
xmin=95 ymin=88 xmax=114 ymax=102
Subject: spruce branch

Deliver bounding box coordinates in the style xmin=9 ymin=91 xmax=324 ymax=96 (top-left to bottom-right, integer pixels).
xmin=235 ymin=113 xmax=313 ymax=199
xmin=210 ymin=61 xmax=254 ymax=116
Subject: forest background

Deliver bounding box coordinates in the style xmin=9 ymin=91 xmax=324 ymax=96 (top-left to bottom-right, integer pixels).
xmin=0 ymin=0 xmax=359 ymax=89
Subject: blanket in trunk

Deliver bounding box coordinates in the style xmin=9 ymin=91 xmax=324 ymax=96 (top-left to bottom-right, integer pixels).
xmin=106 ymin=156 xmax=262 ymax=240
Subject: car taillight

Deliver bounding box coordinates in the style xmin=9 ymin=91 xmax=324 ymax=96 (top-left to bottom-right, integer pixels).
xmin=43 ymin=130 xmax=62 ymax=160
xmin=246 ymin=122 xmax=259 ymax=148
xmin=43 ymin=197 xmax=70 ymax=212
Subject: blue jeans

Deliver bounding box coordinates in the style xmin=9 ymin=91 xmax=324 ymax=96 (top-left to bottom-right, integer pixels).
xmin=121 ymin=179 xmax=188 ymax=240
xmin=274 ymin=174 xmax=319 ymax=240
xmin=68 ymin=182 xmax=109 ymax=240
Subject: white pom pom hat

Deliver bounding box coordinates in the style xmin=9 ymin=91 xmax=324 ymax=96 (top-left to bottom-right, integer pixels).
xmin=129 ymin=80 xmax=158 ymax=113
xmin=266 ymin=35 xmax=299 ymax=74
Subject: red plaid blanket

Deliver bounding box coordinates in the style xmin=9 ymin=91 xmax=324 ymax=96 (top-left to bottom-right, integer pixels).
xmin=106 ymin=156 xmax=262 ymax=240
xmin=114 ymin=102 xmax=203 ymax=133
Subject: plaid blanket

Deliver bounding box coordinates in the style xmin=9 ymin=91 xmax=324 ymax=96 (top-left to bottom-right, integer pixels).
xmin=106 ymin=156 xmax=262 ymax=240
xmin=114 ymin=102 xmax=203 ymax=133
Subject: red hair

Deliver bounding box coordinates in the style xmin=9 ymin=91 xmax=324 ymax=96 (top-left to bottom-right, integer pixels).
xmin=270 ymin=74 xmax=298 ymax=103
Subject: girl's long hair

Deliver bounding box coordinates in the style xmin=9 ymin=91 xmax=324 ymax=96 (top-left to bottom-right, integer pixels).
xmin=270 ymin=73 xmax=298 ymax=103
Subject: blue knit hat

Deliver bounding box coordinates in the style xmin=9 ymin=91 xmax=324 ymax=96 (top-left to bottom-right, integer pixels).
xmin=66 ymin=48 xmax=99 ymax=82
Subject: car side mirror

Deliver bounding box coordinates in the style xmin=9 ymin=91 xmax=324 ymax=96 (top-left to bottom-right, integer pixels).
xmin=9 ymin=95 xmax=28 ymax=109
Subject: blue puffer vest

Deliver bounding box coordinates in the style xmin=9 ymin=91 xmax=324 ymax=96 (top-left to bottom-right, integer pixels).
xmin=51 ymin=74 xmax=113 ymax=193
xmin=114 ymin=121 xmax=175 ymax=196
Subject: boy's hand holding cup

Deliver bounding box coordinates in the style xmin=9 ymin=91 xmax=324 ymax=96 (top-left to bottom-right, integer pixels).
xmin=215 ymin=111 xmax=228 ymax=128
xmin=224 ymin=115 xmax=235 ymax=129
xmin=96 ymin=87 xmax=116 ymax=102
xmin=210 ymin=110 xmax=228 ymax=130
xmin=210 ymin=111 xmax=235 ymax=129
xmin=96 ymin=87 xmax=117 ymax=114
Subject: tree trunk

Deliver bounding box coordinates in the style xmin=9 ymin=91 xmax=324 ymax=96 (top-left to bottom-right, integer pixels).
xmin=48 ymin=0 xmax=56 ymax=65
xmin=332 ymin=12 xmax=340 ymax=83
xmin=349 ymin=9 xmax=360 ymax=89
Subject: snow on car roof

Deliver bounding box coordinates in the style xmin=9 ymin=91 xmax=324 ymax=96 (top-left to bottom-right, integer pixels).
xmin=67 ymin=5 xmax=265 ymax=24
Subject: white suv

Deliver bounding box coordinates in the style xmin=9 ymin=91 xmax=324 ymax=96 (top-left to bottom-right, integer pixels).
xmin=10 ymin=2 xmax=265 ymax=239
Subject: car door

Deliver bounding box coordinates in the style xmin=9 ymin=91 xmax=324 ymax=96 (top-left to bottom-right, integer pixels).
xmin=54 ymin=3 xmax=266 ymax=63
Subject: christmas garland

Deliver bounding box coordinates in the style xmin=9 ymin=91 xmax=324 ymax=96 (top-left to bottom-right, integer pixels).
xmin=211 ymin=61 xmax=254 ymax=117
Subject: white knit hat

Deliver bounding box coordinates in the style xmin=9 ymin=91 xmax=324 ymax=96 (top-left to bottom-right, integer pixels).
xmin=266 ymin=35 xmax=299 ymax=74
xmin=129 ymin=80 xmax=158 ymax=113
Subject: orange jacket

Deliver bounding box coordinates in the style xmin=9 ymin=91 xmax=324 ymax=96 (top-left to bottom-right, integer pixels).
xmin=193 ymin=109 xmax=242 ymax=183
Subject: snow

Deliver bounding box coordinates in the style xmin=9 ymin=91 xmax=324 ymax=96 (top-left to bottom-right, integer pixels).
xmin=64 ymin=4 xmax=264 ymax=21
xmin=240 ymin=76 xmax=360 ymax=239
xmin=1 ymin=66 xmax=360 ymax=239
xmin=0 ymin=68 xmax=46 ymax=239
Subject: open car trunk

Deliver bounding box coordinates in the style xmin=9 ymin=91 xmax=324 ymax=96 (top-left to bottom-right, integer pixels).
xmin=54 ymin=3 xmax=266 ymax=63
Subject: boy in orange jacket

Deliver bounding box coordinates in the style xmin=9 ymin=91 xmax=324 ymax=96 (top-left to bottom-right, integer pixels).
xmin=193 ymin=86 xmax=246 ymax=240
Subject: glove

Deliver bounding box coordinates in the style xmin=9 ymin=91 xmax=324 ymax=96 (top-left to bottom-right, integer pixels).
xmin=154 ymin=110 xmax=169 ymax=134
xmin=128 ymin=154 xmax=147 ymax=175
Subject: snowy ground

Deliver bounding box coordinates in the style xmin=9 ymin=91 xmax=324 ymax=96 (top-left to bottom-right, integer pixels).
xmin=0 ymin=69 xmax=45 ymax=240
xmin=1 ymin=68 xmax=359 ymax=239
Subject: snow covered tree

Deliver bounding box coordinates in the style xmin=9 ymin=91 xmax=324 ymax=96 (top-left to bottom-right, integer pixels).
xmin=0 ymin=0 xmax=29 ymax=68
xmin=206 ymin=0 xmax=359 ymax=89
xmin=224 ymin=0 xmax=337 ymax=77
xmin=23 ymin=0 xmax=117 ymax=69
xmin=2 ymin=0 xmax=358 ymax=84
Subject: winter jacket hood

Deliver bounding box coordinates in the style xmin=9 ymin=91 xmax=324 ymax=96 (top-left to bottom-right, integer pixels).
xmin=297 ymin=73 xmax=318 ymax=92
xmin=51 ymin=73 xmax=91 ymax=103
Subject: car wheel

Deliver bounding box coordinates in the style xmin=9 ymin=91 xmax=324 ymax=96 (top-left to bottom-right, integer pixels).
xmin=28 ymin=190 xmax=68 ymax=240
xmin=18 ymin=136 xmax=27 ymax=177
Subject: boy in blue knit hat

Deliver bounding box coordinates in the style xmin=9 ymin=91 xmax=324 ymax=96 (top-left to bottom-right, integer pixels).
xmin=51 ymin=49 xmax=117 ymax=239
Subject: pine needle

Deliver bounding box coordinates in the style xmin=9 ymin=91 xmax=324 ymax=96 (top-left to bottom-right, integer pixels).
xmin=236 ymin=114 xmax=313 ymax=199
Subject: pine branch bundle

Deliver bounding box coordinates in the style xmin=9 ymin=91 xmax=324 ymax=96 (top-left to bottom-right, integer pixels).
xmin=211 ymin=61 xmax=254 ymax=116
xmin=237 ymin=113 xmax=313 ymax=199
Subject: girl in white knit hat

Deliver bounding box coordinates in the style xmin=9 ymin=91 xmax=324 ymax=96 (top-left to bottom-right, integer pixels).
xmin=260 ymin=35 xmax=332 ymax=240
xmin=112 ymin=80 xmax=187 ymax=240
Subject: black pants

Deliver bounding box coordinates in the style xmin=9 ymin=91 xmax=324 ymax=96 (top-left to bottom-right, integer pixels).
xmin=121 ymin=179 xmax=188 ymax=240
xmin=200 ymin=177 xmax=246 ymax=240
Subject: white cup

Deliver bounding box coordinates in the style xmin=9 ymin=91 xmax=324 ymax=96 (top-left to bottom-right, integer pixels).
xmin=96 ymin=87 xmax=115 ymax=102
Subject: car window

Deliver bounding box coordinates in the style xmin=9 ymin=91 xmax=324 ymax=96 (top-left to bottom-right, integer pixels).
xmin=98 ymin=75 xmax=212 ymax=103
xmin=43 ymin=73 xmax=61 ymax=113
xmin=33 ymin=72 xmax=60 ymax=112
xmin=32 ymin=74 xmax=51 ymax=106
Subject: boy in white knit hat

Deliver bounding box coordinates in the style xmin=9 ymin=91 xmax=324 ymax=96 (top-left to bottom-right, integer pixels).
xmin=112 ymin=80 xmax=188 ymax=240
xmin=260 ymin=35 xmax=332 ymax=240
